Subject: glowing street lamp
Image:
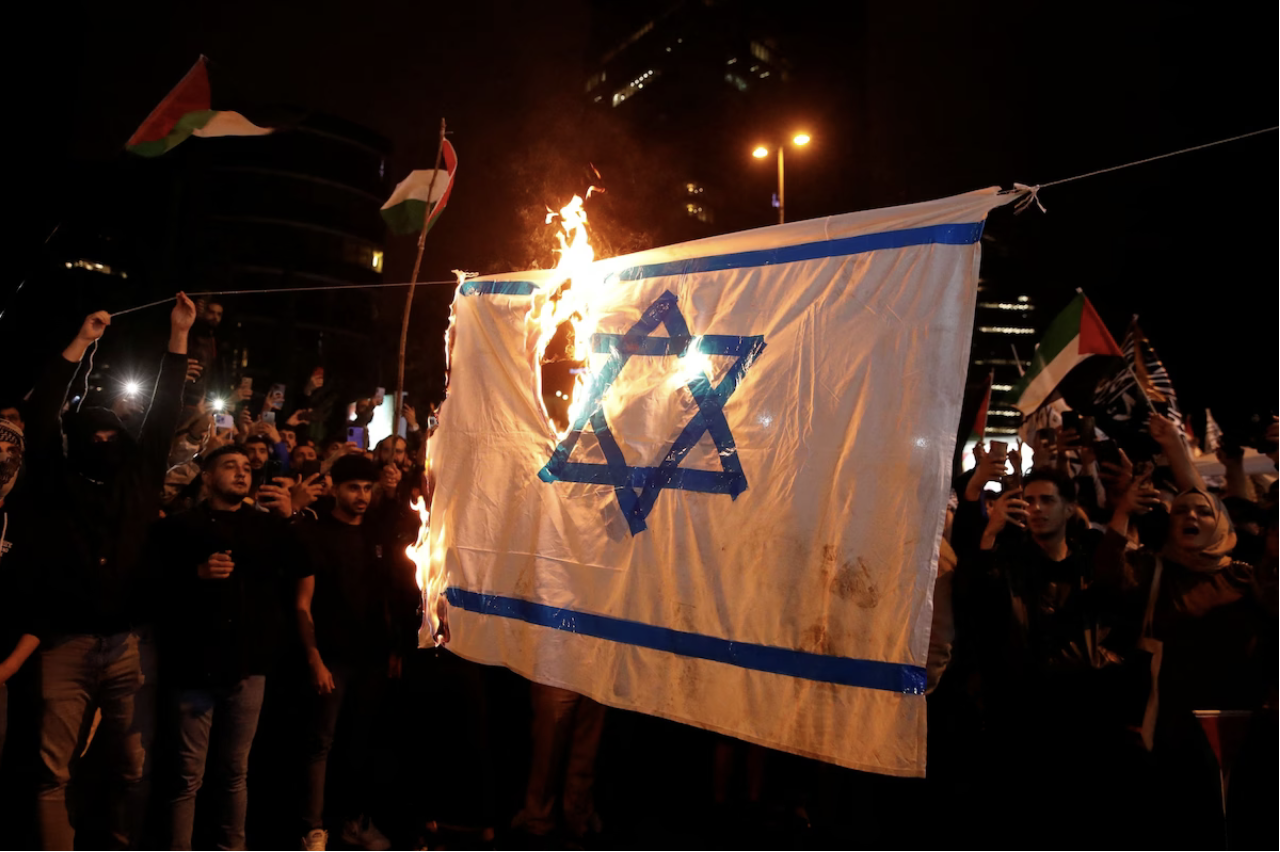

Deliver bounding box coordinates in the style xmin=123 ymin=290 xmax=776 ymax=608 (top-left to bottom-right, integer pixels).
xmin=752 ymin=132 xmax=812 ymax=224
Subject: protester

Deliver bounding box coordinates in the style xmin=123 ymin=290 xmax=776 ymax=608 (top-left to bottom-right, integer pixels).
xmin=16 ymin=295 xmax=194 ymax=849
xmin=1101 ymin=475 xmax=1275 ymax=846
xmin=294 ymin=454 xmax=414 ymax=851
xmin=512 ymin=684 xmax=607 ymax=843
xmin=148 ymin=444 xmax=300 ymax=849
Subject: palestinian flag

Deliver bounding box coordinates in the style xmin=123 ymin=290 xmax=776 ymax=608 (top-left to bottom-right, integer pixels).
xmin=1005 ymin=291 xmax=1121 ymax=416
xmin=381 ymin=139 xmax=459 ymax=235
xmin=126 ymin=57 xmax=272 ymax=157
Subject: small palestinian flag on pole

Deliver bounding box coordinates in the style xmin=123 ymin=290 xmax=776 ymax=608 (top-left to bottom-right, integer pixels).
xmin=126 ymin=56 xmax=272 ymax=157
xmin=967 ymin=370 xmax=994 ymax=445
xmin=381 ymin=139 xmax=459 ymax=235
xmin=1006 ymin=291 xmax=1122 ymax=416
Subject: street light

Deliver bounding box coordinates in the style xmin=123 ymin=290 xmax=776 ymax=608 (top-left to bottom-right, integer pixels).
xmin=752 ymin=133 xmax=811 ymax=224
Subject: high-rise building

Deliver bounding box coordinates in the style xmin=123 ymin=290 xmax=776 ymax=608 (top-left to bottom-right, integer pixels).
xmin=11 ymin=114 xmax=393 ymax=426
xmin=584 ymin=0 xmax=799 ymax=244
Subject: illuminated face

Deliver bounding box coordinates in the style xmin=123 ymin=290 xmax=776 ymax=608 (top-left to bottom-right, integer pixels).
xmin=291 ymin=445 xmax=317 ymax=468
xmin=245 ymin=441 xmax=269 ymax=470
xmin=204 ymin=303 xmax=223 ymax=328
xmin=1171 ymin=494 xmax=1217 ymax=551
xmin=393 ymin=438 xmax=408 ymax=469
xmin=333 ymin=479 xmax=373 ymax=517
xmin=203 ymin=452 xmax=251 ymax=502
xmin=280 ymin=429 xmax=297 ymax=451
xmin=0 ymin=407 xmax=21 ymax=429
xmin=1024 ymin=480 xmax=1071 ymax=538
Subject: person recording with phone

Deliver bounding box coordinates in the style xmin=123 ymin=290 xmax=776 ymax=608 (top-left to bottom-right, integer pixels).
xmin=952 ymin=449 xmax=1124 ymax=843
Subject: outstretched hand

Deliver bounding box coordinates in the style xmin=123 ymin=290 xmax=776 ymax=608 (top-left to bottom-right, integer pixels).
xmin=76 ymin=311 xmax=111 ymax=344
xmin=171 ymin=292 xmax=197 ymax=333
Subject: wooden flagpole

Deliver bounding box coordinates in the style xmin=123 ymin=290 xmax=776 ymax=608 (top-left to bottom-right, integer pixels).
xmin=394 ymin=117 xmax=447 ymax=438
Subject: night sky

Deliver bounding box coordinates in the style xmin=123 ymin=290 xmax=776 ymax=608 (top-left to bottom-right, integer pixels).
xmin=5 ymin=1 xmax=1276 ymax=433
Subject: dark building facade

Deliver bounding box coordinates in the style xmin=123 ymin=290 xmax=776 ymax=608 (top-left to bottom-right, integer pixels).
xmin=584 ymin=0 xmax=804 ymax=244
xmin=5 ymin=115 xmax=392 ymax=426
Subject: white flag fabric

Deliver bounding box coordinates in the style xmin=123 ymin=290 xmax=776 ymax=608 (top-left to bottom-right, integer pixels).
xmin=428 ymin=189 xmax=1011 ymax=777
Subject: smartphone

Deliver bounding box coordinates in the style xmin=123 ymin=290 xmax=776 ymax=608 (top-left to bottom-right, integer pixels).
xmin=214 ymin=414 xmax=235 ymax=430
xmin=1061 ymin=410 xmax=1081 ymax=432
xmin=261 ymin=411 xmax=276 ymax=425
xmin=268 ymin=383 xmax=286 ymax=410
xmin=347 ymin=426 xmax=366 ymax=449
xmin=300 ymin=459 xmax=323 ymax=480
xmin=1080 ymin=415 xmax=1097 ymax=445
xmin=1035 ymin=426 xmax=1057 ymax=445
xmin=1095 ymin=438 xmax=1122 ymax=467
xmin=373 ymin=386 xmax=386 ymax=407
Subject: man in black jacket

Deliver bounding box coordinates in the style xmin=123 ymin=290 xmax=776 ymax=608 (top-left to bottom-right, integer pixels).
xmin=150 ymin=443 xmax=298 ymax=850
xmin=18 ymin=296 xmax=194 ymax=849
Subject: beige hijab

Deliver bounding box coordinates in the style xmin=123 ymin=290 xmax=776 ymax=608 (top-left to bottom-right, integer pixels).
xmin=1160 ymin=488 xmax=1237 ymax=572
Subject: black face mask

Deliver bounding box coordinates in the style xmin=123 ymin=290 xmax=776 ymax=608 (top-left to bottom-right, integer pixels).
xmin=71 ymin=440 xmax=125 ymax=482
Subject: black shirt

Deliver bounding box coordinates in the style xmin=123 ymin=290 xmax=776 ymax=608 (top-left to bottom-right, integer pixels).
xmin=151 ymin=501 xmax=304 ymax=688
xmin=298 ymin=509 xmax=415 ymax=666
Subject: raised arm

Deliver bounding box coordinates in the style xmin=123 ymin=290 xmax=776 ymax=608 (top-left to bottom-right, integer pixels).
xmin=1149 ymin=411 xmax=1205 ymax=493
xmin=137 ymin=294 xmax=197 ymax=477
xmin=24 ymin=312 xmax=111 ymax=475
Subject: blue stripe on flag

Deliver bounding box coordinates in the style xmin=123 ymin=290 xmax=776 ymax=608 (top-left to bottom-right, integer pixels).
xmin=611 ymin=222 xmax=985 ymax=282
xmin=460 ymin=280 xmax=538 ymax=296
xmin=445 ymin=587 xmax=927 ymax=695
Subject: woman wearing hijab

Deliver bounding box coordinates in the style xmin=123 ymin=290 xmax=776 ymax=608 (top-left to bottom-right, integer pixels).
xmin=1103 ymin=472 xmax=1275 ymax=847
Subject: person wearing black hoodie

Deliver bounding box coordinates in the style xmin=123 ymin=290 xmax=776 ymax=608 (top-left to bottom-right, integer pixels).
xmin=16 ymin=296 xmax=194 ymax=850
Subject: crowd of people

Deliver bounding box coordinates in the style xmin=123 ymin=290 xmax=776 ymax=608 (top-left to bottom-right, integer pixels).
xmin=927 ymin=412 xmax=1277 ymax=849
xmin=0 ymin=292 xmax=1275 ymax=850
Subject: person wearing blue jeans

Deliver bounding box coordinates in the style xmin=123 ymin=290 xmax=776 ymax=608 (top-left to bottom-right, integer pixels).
xmin=170 ymin=676 xmax=265 ymax=850
xmin=17 ymin=299 xmax=194 ymax=849
xmin=150 ymin=444 xmax=299 ymax=849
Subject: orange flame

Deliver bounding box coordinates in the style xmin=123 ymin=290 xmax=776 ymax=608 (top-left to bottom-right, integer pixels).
xmin=535 ymin=193 xmax=605 ymax=438
xmin=406 ymin=495 xmax=448 ymax=646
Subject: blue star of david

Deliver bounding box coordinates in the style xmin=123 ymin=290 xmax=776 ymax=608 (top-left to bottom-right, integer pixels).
xmin=538 ymin=290 xmax=767 ymax=535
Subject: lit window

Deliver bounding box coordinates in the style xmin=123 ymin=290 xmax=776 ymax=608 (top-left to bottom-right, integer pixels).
xmin=991 ymin=384 xmax=1014 ymax=392
xmin=978 ymin=326 xmax=1037 ymax=334
xmin=724 ymin=73 xmax=749 ymax=92
xmin=977 ymin=302 xmax=1034 ymax=311
xmin=371 ymin=250 xmax=384 ymax=272
xmin=759 ymin=71 xmax=770 ymax=78
xmin=70 ymin=259 xmax=115 ymax=276
xmin=750 ymin=41 xmax=773 ymax=63
xmin=610 ymin=69 xmax=660 ymax=106
xmin=686 ymin=183 xmax=705 ymax=195
xmin=1017 ymin=295 xmax=1029 ymax=302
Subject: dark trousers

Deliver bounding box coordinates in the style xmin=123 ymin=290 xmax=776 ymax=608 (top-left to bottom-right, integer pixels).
xmin=300 ymin=660 xmax=386 ymax=832
xmin=512 ymin=683 xmax=605 ymax=838
xmin=169 ymin=675 xmax=267 ymax=851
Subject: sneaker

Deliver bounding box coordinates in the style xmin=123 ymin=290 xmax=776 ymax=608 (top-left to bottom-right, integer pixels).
xmin=341 ymin=815 xmax=392 ymax=851
xmin=301 ymin=828 xmax=329 ymax=851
